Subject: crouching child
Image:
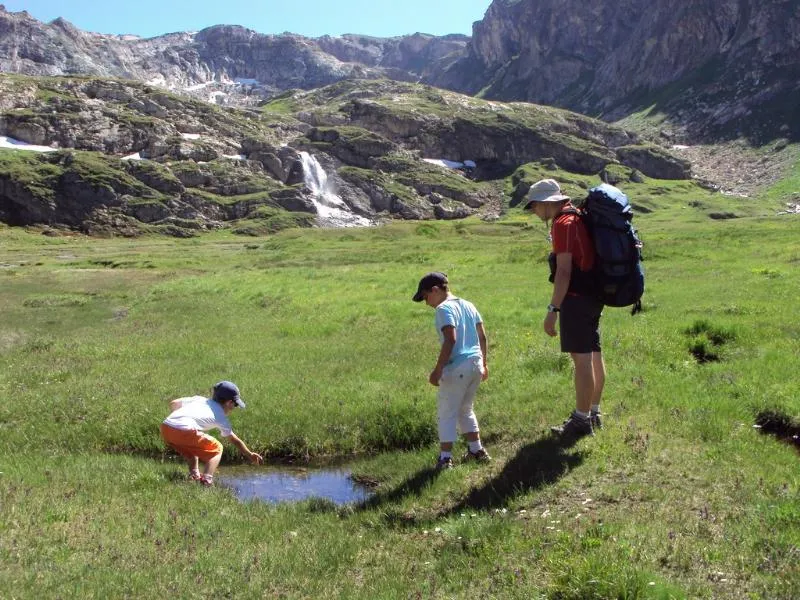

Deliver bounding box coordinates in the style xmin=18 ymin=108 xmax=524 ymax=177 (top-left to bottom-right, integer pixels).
xmin=160 ymin=380 xmax=263 ymax=486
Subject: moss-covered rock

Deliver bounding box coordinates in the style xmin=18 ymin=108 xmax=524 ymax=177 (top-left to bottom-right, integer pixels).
xmin=0 ymin=74 xmax=698 ymax=234
xmin=0 ymin=149 xmax=164 ymax=226
xmin=303 ymin=126 xmax=396 ymax=167
xmin=615 ymin=144 xmax=691 ymax=180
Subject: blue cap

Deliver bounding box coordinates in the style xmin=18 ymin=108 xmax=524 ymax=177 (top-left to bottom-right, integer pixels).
xmin=212 ymin=381 xmax=246 ymax=408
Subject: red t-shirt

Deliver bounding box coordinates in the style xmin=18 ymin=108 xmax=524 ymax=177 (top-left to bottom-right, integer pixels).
xmin=551 ymin=205 xmax=594 ymax=272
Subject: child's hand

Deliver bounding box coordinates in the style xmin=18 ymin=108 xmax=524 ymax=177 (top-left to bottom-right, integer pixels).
xmin=249 ymin=452 xmax=264 ymax=465
xmin=429 ymin=366 xmax=443 ymax=386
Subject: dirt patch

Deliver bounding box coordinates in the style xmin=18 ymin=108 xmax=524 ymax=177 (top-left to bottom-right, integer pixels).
xmin=0 ymin=330 xmax=27 ymax=351
xmin=669 ymin=140 xmax=797 ymax=198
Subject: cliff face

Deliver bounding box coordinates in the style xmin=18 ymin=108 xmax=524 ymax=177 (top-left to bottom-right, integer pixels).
xmin=1 ymin=1 xmax=798 ymax=143
xmin=431 ymin=0 xmax=800 ymax=141
xmin=0 ymin=7 xmax=467 ymax=104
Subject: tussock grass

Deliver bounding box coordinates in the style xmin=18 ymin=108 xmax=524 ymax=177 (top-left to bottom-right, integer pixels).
xmin=0 ymin=211 xmax=798 ymax=598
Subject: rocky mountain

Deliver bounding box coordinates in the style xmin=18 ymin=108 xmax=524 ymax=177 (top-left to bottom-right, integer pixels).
xmin=432 ymin=0 xmax=800 ymax=143
xmin=0 ymin=5 xmax=467 ymax=107
xmin=2 ymin=1 xmax=795 ymax=234
xmin=1 ymin=1 xmax=798 ymax=145
xmin=0 ymin=74 xmax=690 ymax=235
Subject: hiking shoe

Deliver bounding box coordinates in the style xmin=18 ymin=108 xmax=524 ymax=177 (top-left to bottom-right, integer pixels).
xmin=463 ymin=448 xmax=492 ymax=463
xmin=590 ymin=411 xmax=603 ymax=430
xmin=551 ymin=412 xmax=594 ymax=439
xmin=435 ymin=456 xmax=454 ymax=470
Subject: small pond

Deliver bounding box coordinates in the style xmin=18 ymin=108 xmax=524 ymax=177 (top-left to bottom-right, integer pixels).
xmin=221 ymin=465 xmax=374 ymax=505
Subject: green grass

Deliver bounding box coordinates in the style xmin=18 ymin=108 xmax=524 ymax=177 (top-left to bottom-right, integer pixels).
xmin=0 ymin=209 xmax=798 ymax=598
xmin=761 ymin=147 xmax=800 ymax=208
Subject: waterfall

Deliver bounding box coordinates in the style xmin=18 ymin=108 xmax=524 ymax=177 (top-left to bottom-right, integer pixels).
xmin=299 ymin=152 xmax=371 ymax=227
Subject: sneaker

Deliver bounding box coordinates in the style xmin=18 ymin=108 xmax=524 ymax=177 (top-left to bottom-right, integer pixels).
xmin=463 ymin=448 xmax=492 ymax=463
xmin=590 ymin=411 xmax=603 ymax=430
xmin=199 ymin=474 xmax=214 ymax=487
xmin=551 ymin=412 xmax=594 ymax=438
xmin=189 ymin=469 xmax=202 ymax=481
xmin=435 ymin=456 xmax=454 ymax=470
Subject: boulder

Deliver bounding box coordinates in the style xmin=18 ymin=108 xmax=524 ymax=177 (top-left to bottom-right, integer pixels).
xmin=269 ymin=188 xmax=317 ymax=213
xmin=126 ymin=200 xmax=170 ymax=223
xmin=434 ymin=200 xmax=473 ymax=220
xmin=615 ymin=145 xmax=691 ymax=180
xmin=391 ymin=196 xmax=434 ymax=220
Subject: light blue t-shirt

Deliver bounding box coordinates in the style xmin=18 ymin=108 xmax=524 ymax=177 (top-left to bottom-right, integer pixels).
xmin=434 ymin=296 xmax=484 ymax=367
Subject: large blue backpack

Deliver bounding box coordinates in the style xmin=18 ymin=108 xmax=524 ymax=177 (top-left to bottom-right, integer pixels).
xmin=582 ymin=183 xmax=644 ymax=314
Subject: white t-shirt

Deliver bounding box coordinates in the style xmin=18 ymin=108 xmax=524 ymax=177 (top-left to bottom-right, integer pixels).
xmin=162 ymin=396 xmax=233 ymax=437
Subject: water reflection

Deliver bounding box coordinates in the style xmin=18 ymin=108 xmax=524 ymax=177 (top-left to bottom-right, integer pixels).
xmin=222 ymin=466 xmax=374 ymax=505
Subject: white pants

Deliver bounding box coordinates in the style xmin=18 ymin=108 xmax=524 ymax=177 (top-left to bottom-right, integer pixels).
xmin=437 ymin=356 xmax=483 ymax=443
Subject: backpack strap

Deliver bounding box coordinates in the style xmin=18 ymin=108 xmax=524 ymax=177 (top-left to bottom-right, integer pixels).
xmin=548 ymin=208 xmax=596 ymax=295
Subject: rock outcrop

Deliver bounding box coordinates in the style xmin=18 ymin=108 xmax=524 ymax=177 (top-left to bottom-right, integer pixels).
xmin=429 ymin=0 xmax=800 ymax=142
xmin=0 ymin=75 xmax=690 ymax=234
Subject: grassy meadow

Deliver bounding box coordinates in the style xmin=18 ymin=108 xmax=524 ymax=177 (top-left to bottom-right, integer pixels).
xmin=1 ymin=184 xmax=799 ymax=599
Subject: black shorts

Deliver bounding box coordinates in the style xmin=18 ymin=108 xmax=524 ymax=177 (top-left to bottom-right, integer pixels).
xmin=559 ymin=294 xmax=603 ymax=354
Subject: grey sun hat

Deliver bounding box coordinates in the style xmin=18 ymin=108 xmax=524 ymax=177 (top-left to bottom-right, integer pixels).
xmin=212 ymin=380 xmax=246 ymax=408
xmin=522 ymin=179 xmax=570 ymax=209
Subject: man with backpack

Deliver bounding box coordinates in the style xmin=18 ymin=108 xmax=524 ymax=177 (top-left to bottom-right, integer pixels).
xmin=523 ymin=179 xmax=606 ymax=439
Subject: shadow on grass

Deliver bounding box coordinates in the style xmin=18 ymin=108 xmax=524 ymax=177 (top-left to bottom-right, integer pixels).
xmin=446 ymin=435 xmax=585 ymax=515
xmin=355 ymin=434 xmax=585 ymax=522
xmin=359 ymin=466 xmax=442 ymax=511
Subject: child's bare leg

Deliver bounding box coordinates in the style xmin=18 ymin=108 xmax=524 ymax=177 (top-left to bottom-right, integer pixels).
xmin=198 ymin=453 xmax=222 ymax=486
xmin=186 ymin=456 xmax=200 ymax=479
xmin=202 ymin=453 xmax=222 ymax=478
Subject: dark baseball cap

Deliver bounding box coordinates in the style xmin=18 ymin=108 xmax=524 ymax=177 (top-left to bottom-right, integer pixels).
xmin=212 ymin=380 xmax=246 ymax=408
xmin=412 ymin=272 xmax=448 ymax=302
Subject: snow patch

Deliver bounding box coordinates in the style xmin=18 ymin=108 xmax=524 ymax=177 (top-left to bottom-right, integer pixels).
xmin=180 ymin=133 xmax=201 ymax=140
xmin=209 ymin=91 xmax=227 ymax=104
xmin=185 ymin=82 xmax=211 ymax=92
xmin=121 ymin=152 xmax=143 ymax=161
xmin=423 ymin=158 xmax=475 ymax=170
xmin=0 ymin=136 xmax=56 ymax=153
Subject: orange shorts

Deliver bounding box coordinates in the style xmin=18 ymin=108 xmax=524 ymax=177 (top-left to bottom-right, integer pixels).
xmin=160 ymin=423 xmax=223 ymax=462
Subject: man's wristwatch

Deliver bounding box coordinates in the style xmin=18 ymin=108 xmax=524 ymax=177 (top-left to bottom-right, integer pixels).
xmin=547 ymin=304 xmax=560 ymax=313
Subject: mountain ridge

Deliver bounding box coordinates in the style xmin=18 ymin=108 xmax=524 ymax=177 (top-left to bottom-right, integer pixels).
xmin=2 ymin=1 xmax=798 ymax=145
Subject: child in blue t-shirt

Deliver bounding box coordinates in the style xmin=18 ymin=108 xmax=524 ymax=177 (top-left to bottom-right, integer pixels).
xmin=413 ymin=272 xmax=491 ymax=470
